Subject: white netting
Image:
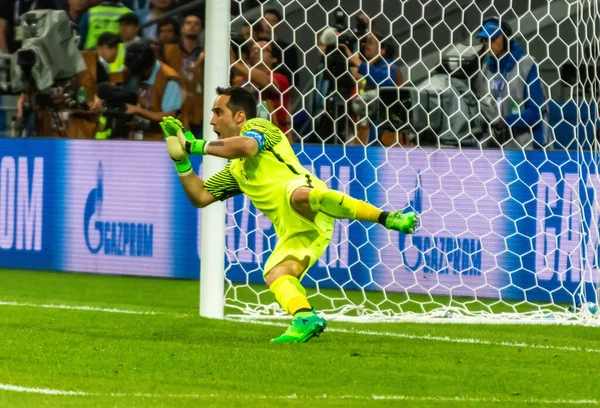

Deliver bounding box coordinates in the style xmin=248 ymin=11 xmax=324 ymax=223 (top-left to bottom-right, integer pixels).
xmin=222 ymin=0 xmax=600 ymax=324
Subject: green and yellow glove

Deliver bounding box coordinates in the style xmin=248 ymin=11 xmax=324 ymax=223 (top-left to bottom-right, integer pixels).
xmin=162 ymin=116 xmax=206 ymax=155
xmin=160 ymin=120 xmax=192 ymax=175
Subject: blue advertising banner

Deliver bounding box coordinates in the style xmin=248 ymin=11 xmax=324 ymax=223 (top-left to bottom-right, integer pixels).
xmin=1 ymin=139 xmax=598 ymax=304
xmin=0 ymin=139 xmax=66 ymax=270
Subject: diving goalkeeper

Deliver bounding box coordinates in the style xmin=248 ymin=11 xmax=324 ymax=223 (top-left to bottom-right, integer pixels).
xmin=160 ymin=86 xmax=418 ymax=343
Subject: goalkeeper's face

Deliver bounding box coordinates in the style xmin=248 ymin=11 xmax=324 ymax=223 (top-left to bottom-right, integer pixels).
xmin=210 ymin=95 xmax=245 ymax=138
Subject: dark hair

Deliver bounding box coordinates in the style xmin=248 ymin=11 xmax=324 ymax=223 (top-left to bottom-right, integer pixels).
xmin=118 ymin=12 xmax=140 ymax=26
xmin=183 ymin=11 xmax=204 ymax=24
xmin=216 ymin=86 xmax=257 ymax=119
xmin=157 ymin=16 xmax=180 ymax=37
xmin=255 ymin=37 xmax=282 ymax=65
xmin=264 ymin=8 xmax=283 ymax=23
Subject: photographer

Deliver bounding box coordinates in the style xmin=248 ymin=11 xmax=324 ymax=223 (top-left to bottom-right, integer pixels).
xmin=121 ymin=39 xmax=182 ymax=140
xmin=341 ymin=32 xmax=404 ymax=145
xmin=474 ymin=17 xmax=548 ymax=150
xmin=308 ymin=11 xmax=369 ymax=144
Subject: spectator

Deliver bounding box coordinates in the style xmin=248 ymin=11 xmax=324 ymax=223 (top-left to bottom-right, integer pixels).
xmin=78 ymin=0 xmax=132 ymax=50
xmin=263 ymin=8 xmax=298 ymax=85
xmin=159 ymin=12 xmax=204 ymax=135
xmin=0 ymin=0 xmax=60 ymax=54
xmin=474 ymin=17 xmax=548 ymax=150
xmin=123 ymin=39 xmax=182 ymax=140
xmin=119 ymin=12 xmax=141 ymax=45
xmin=342 ymin=32 xmax=404 ymax=145
xmin=136 ymin=0 xmax=174 ymax=40
xmin=110 ymin=12 xmax=140 ymax=72
xmin=64 ymin=0 xmax=89 ymax=24
xmin=157 ymin=16 xmax=179 ymax=45
xmin=231 ymin=38 xmax=291 ymax=138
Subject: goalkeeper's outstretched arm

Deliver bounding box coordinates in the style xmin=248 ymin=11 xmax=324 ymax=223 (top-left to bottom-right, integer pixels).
xmin=179 ymin=173 xmax=217 ymax=209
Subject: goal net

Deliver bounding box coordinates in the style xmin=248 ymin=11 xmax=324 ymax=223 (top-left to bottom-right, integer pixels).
xmin=219 ymin=0 xmax=600 ymax=323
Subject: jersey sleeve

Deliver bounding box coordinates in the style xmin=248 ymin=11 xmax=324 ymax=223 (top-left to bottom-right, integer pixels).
xmin=204 ymin=162 xmax=242 ymax=201
xmin=241 ymin=118 xmax=282 ymax=151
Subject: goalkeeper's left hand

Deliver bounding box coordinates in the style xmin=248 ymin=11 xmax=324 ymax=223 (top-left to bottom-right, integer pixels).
xmin=162 ymin=116 xmax=207 ymax=155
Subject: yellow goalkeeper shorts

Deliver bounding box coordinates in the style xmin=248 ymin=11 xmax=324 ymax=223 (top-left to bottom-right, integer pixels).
xmin=263 ymin=176 xmax=335 ymax=280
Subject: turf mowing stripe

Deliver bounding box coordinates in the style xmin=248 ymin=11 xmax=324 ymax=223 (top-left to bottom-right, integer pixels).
xmin=0 ymin=383 xmax=597 ymax=404
xmin=2 ymin=299 xmax=600 ymax=354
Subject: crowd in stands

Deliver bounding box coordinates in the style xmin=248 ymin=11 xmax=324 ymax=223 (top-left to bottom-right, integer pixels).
xmin=0 ymin=1 xmax=596 ymax=149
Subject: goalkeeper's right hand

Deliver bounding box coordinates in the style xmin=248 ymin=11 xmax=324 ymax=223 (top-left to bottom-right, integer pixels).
xmin=160 ymin=121 xmax=192 ymax=175
xmin=162 ymin=116 xmax=206 ymax=155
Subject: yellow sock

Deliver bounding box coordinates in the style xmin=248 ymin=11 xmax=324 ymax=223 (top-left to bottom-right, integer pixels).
xmin=308 ymin=189 xmax=383 ymax=223
xmin=269 ymin=275 xmax=311 ymax=316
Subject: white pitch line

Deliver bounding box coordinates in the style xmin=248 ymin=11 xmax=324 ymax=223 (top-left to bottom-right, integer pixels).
xmin=0 ymin=383 xmax=596 ymax=404
xmin=0 ymin=383 xmax=89 ymax=396
xmin=0 ymin=300 xmax=164 ymax=315
xmin=234 ymin=319 xmax=600 ymax=354
xmin=2 ymin=299 xmax=600 ymax=354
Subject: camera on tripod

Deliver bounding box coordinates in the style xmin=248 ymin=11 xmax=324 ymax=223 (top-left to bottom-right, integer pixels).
xmin=97 ymin=82 xmax=150 ymax=139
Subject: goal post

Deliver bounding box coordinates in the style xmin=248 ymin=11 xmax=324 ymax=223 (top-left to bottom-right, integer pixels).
xmin=198 ymin=0 xmax=229 ymax=319
xmin=200 ymin=0 xmax=600 ymax=324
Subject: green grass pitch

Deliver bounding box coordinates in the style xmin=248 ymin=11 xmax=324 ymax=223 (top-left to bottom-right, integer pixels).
xmin=0 ymin=268 xmax=599 ymax=407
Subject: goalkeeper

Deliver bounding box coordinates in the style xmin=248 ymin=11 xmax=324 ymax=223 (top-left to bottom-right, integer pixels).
xmin=160 ymin=86 xmax=419 ymax=343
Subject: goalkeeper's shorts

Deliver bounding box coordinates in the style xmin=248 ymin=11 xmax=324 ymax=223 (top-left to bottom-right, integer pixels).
xmin=263 ymin=176 xmax=335 ymax=280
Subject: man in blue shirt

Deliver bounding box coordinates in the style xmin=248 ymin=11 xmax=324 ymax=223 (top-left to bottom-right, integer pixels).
xmin=475 ymin=17 xmax=548 ymax=150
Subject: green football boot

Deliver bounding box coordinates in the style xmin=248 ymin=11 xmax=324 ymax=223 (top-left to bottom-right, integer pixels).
xmin=386 ymin=211 xmax=419 ymax=234
xmin=271 ymin=310 xmax=327 ymax=343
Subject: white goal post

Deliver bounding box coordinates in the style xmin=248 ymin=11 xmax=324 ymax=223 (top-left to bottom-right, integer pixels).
xmin=199 ymin=0 xmax=600 ymax=324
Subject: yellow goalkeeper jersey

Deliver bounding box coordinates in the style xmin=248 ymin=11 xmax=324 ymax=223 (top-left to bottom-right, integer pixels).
xmin=204 ymin=118 xmax=318 ymax=231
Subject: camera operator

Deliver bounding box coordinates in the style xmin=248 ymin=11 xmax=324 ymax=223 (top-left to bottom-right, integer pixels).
xmin=159 ymin=12 xmax=203 ymax=135
xmin=121 ymin=39 xmax=182 ymax=140
xmin=341 ymin=32 xmax=404 ymax=145
xmin=474 ymin=17 xmax=548 ymax=150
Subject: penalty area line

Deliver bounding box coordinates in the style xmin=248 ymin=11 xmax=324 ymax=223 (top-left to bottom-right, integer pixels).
xmin=0 ymin=383 xmax=596 ymax=404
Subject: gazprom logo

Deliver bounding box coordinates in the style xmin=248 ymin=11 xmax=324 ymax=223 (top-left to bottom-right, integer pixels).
xmin=84 ymin=162 xmax=153 ymax=257
xmin=0 ymin=156 xmax=44 ymax=251
xmin=399 ymin=171 xmax=482 ymax=276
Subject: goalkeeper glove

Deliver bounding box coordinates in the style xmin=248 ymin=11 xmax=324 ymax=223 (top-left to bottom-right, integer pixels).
xmin=162 ymin=116 xmax=207 ymax=155
xmin=160 ymin=120 xmax=192 ymax=175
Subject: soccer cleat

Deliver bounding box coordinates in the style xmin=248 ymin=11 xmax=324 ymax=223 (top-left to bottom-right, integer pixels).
xmin=271 ymin=311 xmax=327 ymax=343
xmin=386 ymin=211 xmax=419 ymax=234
